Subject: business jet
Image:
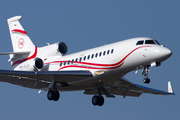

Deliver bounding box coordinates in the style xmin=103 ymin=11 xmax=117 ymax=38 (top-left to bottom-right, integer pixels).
xmin=0 ymin=16 xmax=174 ymax=106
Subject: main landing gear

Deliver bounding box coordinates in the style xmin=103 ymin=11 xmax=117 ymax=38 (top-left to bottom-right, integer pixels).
xmin=92 ymin=88 xmax=105 ymax=106
xmin=47 ymin=90 xmax=60 ymax=101
xmin=47 ymin=81 xmax=60 ymax=101
xmin=142 ymin=65 xmax=150 ymax=84
xmin=92 ymin=95 xmax=104 ymax=106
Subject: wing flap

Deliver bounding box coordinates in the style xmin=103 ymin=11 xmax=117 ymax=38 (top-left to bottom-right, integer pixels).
xmin=84 ymin=88 xmax=142 ymax=97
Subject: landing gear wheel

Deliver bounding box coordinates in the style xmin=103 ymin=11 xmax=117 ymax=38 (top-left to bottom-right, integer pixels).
xmin=92 ymin=95 xmax=104 ymax=106
xmin=54 ymin=91 xmax=60 ymax=101
xmin=98 ymin=96 xmax=104 ymax=106
xmin=143 ymin=78 xmax=150 ymax=84
xmin=47 ymin=90 xmax=54 ymax=101
xmin=92 ymin=95 xmax=99 ymax=106
xmin=47 ymin=90 xmax=60 ymax=101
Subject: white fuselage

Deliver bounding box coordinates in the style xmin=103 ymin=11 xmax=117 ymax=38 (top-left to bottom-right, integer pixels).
xmin=41 ymin=37 xmax=171 ymax=74
xmin=12 ymin=37 xmax=172 ymax=89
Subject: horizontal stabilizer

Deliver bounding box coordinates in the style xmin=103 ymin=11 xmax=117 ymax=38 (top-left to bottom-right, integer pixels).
xmin=7 ymin=16 xmax=22 ymax=25
xmin=0 ymin=51 xmax=30 ymax=55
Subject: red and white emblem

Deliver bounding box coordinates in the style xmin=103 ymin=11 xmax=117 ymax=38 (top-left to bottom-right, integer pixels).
xmin=18 ymin=38 xmax=24 ymax=49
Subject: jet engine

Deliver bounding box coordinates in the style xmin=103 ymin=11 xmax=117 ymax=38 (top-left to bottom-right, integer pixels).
xmin=16 ymin=57 xmax=44 ymax=71
xmin=32 ymin=58 xmax=44 ymax=71
xmin=41 ymin=42 xmax=68 ymax=57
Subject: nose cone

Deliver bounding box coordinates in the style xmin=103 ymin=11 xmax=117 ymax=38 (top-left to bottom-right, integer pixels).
xmin=155 ymin=47 xmax=172 ymax=62
xmin=163 ymin=48 xmax=172 ymax=59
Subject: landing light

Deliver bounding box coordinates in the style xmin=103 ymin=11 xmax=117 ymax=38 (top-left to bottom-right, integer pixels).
xmin=95 ymin=71 xmax=105 ymax=75
xmin=151 ymin=62 xmax=161 ymax=67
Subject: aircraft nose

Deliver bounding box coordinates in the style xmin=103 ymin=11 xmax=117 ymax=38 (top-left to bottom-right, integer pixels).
xmin=156 ymin=47 xmax=172 ymax=61
xmin=162 ymin=47 xmax=172 ymax=58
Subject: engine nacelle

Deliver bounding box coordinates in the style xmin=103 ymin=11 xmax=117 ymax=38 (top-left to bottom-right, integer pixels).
xmin=15 ymin=58 xmax=44 ymax=71
xmin=57 ymin=42 xmax=67 ymax=55
xmin=33 ymin=58 xmax=44 ymax=71
xmin=40 ymin=42 xmax=68 ymax=57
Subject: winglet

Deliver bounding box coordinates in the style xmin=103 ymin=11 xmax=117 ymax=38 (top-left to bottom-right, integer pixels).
xmin=168 ymin=81 xmax=174 ymax=94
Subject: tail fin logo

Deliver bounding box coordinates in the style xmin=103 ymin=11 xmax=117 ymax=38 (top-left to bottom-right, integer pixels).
xmin=18 ymin=38 xmax=24 ymax=49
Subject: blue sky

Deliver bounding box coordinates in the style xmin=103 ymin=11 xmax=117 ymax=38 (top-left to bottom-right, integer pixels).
xmin=0 ymin=1 xmax=179 ymax=120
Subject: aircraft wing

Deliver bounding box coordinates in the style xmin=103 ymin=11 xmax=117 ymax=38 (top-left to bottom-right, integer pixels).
xmin=84 ymin=77 xmax=174 ymax=98
xmin=0 ymin=69 xmax=174 ymax=97
xmin=0 ymin=69 xmax=92 ymax=90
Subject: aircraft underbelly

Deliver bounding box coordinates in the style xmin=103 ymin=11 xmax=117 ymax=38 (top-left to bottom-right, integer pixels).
xmin=57 ymin=69 xmax=127 ymax=91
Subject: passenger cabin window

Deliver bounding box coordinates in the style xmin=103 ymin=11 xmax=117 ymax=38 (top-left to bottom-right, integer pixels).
xmin=136 ymin=40 xmax=144 ymax=45
xmin=71 ymin=59 xmax=74 ymax=64
xmin=75 ymin=58 xmax=78 ymax=63
xmin=103 ymin=51 xmax=106 ymax=56
xmin=84 ymin=56 xmax=86 ymax=61
xmin=107 ymin=50 xmax=110 ymax=55
xmin=79 ymin=57 xmax=82 ymax=62
xmin=87 ymin=55 xmax=90 ymax=60
xmin=91 ymin=54 xmax=94 ymax=59
xmin=111 ymin=49 xmax=114 ymax=54
xmin=95 ymin=53 xmax=98 ymax=58
xmin=99 ymin=52 xmax=102 ymax=57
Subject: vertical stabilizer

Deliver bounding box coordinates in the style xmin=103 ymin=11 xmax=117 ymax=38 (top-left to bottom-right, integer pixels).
xmin=7 ymin=16 xmax=35 ymax=52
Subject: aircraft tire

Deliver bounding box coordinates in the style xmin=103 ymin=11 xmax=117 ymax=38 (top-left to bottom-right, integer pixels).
xmin=47 ymin=90 xmax=60 ymax=101
xmin=54 ymin=91 xmax=60 ymax=101
xmin=98 ymin=96 xmax=104 ymax=106
xmin=143 ymin=78 xmax=150 ymax=84
xmin=92 ymin=95 xmax=99 ymax=106
xmin=47 ymin=90 xmax=54 ymax=101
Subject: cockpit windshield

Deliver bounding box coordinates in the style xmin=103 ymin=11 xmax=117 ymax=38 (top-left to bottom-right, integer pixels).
xmin=136 ymin=40 xmax=161 ymax=45
xmin=145 ymin=40 xmax=156 ymax=44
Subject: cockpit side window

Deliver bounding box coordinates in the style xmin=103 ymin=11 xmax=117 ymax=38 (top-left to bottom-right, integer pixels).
xmin=136 ymin=40 xmax=144 ymax=45
xmin=145 ymin=40 xmax=156 ymax=44
xmin=154 ymin=40 xmax=161 ymax=45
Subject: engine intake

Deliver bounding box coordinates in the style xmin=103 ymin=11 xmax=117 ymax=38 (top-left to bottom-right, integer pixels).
xmin=39 ymin=42 xmax=68 ymax=57
xmin=15 ymin=57 xmax=44 ymax=71
xmin=57 ymin=42 xmax=67 ymax=55
xmin=33 ymin=58 xmax=44 ymax=70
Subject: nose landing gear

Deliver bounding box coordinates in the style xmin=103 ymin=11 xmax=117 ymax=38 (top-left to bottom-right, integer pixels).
xmin=142 ymin=65 xmax=150 ymax=84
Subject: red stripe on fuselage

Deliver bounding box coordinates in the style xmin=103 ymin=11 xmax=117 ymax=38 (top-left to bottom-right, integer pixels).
xmin=11 ymin=29 xmax=27 ymax=35
xmin=12 ymin=46 xmax=37 ymax=66
xmin=58 ymin=62 xmax=124 ymax=71
xmin=45 ymin=45 xmax=151 ymax=71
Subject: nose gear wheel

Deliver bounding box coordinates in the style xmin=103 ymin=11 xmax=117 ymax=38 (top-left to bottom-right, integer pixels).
xmin=142 ymin=65 xmax=151 ymax=84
